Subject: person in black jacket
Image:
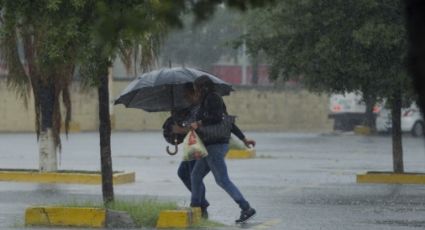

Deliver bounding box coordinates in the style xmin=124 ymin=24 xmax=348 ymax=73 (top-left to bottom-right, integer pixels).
xmin=168 ymin=82 xmax=255 ymax=219
xmin=189 ymin=75 xmax=256 ymax=223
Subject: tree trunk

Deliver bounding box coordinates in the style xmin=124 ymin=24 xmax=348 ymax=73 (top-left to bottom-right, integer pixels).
xmin=364 ymin=94 xmax=376 ymax=132
xmin=406 ymin=0 xmax=425 ymax=125
xmin=391 ymin=90 xmax=404 ymax=173
xmin=98 ymin=70 xmax=114 ymax=204
xmin=39 ymin=82 xmax=57 ymax=171
xmin=39 ymin=129 xmax=57 ymax=171
xmin=108 ymin=67 xmax=115 ymax=129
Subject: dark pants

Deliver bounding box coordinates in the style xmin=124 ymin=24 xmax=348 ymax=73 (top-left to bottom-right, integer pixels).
xmin=177 ymin=160 xmax=209 ymax=208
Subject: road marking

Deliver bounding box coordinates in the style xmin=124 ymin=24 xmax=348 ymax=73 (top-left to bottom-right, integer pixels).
xmin=253 ymin=218 xmax=281 ymax=229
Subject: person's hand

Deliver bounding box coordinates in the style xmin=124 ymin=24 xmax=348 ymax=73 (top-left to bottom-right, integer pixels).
xmin=243 ymin=138 xmax=256 ymax=148
xmin=190 ymin=122 xmax=199 ymax=130
xmin=172 ymin=124 xmax=187 ymax=134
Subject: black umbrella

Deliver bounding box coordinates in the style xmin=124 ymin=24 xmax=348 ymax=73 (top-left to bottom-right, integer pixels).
xmin=114 ymin=67 xmax=233 ymax=112
xmin=114 ymin=67 xmax=233 ymax=155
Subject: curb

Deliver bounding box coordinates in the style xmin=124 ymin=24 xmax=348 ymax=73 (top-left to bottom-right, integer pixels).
xmin=156 ymin=207 xmax=201 ymax=228
xmin=354 ymin=125 xmax=371 ymax=135
xmin=357 ymin=171 xmax=425 ymax=184
xmin=226 ymin=148 xmax=256 ymax=159
xmin=0 ymin=169 xmax=135 ymax=185
xmin=26 ymin=206 xmax=106 ymax=228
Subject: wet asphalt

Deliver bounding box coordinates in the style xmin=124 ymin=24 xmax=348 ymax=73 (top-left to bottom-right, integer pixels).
xmin=1 ymin=131 xmax=425 ymax=229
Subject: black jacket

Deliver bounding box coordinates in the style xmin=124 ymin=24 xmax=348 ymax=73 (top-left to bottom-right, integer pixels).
xmin=196 ymin=92 xmax=245 ymax=145
xmin=196 ymin=93 xmax=225 ymax=126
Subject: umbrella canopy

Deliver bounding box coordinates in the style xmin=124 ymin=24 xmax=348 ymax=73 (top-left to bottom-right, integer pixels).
xmin=114 ymin=67 xmax=233 ymax=112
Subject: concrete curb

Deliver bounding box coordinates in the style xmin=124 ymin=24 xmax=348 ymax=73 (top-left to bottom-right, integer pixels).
xmin=226 ymin=148 xmax=256 ymax=159
xmin=357 ymin=171 xmax=425 ymax=184
xmin=156 ymin=207 xmax=201 ymax=228
xmin=25 ymin=206 xmax=135 ymax=228
xmin=0 ymin=169 xmax=135 ymax=185
xmin=354 ymin=125 xmax=371 ymax=135
xmin=25 ymin=206 xmax=106 ymax=228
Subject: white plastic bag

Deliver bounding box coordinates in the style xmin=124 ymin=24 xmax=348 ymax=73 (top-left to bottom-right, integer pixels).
xmin=182 ymin=130 xmax=208 ymax=161
xmin=228 ymin=135 xmax=248 ymax=150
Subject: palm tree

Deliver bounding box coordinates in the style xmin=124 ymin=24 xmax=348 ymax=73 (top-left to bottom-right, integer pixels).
xmin=0 ymin=1 xmax=77 ymax=172
xmin=0 ymin=0 xmax=167 ymax=204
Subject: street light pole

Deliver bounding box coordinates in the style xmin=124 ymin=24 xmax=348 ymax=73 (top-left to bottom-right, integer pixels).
xmin=241 ymin=38 xmax=248 ymax=85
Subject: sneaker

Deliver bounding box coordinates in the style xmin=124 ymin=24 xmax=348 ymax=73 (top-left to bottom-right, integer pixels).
xmin=235 ymin=208 xmax=256 ymax=223
xmin=201 ymin=207 xmax=208 ymax=219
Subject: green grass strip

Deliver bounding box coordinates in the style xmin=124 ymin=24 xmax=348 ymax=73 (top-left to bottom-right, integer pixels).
xmin=58 ymin=199 xmax=227 ymax=228
xmin=106 ymin=199 xmax=178 ymax=227
xmin=61 ymin=199 xmax=177 ymax=227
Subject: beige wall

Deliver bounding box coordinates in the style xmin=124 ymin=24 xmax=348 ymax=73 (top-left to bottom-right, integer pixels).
xmin=0 ymin=81 xmax=35 ymax=131
xmin=222 ymin=88 xmax=333 ymax=131
xmin=0 ymin=79 xmax=333 ymax=132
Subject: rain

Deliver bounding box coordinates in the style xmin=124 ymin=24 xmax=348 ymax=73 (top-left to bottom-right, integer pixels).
xmin=1 ymin=1 xmax=425 ymax=230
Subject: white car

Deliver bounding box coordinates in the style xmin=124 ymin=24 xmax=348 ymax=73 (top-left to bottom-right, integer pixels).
xmin=376 ymin=103 xmax=424 ymax=136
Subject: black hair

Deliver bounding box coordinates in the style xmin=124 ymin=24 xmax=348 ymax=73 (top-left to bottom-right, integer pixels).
xmin=194 ymin=75 xmax=215 ymax=97
xmin=182 ymin=82 xmax=196 ymax=103
xmin=183 ymin=82 xmax=194 ymax=94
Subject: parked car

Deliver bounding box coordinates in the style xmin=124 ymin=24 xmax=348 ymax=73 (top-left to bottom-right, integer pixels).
xmin=376 ymin=103 xmax=424 ymax=136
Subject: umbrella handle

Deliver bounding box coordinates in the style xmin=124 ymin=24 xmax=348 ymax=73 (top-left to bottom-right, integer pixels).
xmin=166 ymin=144 xmax=178 ymax=155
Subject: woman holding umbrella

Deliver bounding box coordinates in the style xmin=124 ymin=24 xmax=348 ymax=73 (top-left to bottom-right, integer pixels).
xmin=168 ymin=82 xmax=255 ymax=219
xmin=189 ymin=75 xmax=256 ymax=223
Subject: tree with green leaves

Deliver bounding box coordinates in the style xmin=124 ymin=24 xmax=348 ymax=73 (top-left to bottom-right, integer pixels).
xmin=77 ymin=0 xmax=169 ymax=203
xmin=0 ymin=0 xmax=168 ymax=203
xmin=0 ymin=0 xmax=86 ymax=171
xmin=244 ymin=0 xmax=411 ymax=172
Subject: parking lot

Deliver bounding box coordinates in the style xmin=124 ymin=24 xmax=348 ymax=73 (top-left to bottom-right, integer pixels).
xmin=1 ymin=131 xmax=425 ymax=229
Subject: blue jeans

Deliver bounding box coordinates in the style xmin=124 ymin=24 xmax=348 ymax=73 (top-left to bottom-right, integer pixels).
xmin=177 ymin=160 xmax=209 ymax=208
xmin=190 ymin=143 xmax=250 ymax=211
